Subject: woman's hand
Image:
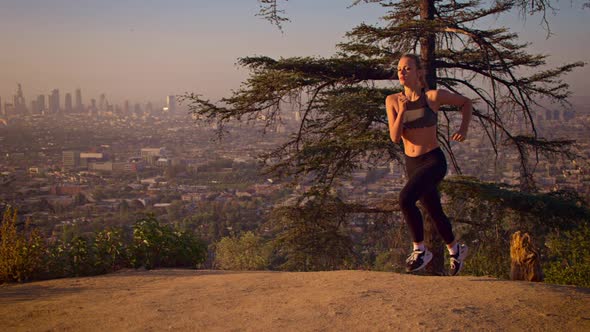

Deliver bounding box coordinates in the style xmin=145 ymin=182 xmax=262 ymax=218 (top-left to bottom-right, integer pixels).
xmin=433 ymin=89 xmax=472 ymax=143
xmin=385 ymin=94 xmax=406 ymax=143
xmin=452 ymin=128 xmax=467 ymax=142
xmin=397 ymin=94 xmax=408 ymax=114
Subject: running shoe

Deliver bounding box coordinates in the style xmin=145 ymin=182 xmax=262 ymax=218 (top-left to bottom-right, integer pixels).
xmin=449 ymin=243 xmax=468 ymax=276
xmin=405 ymin=248 xmax=433 ymax=273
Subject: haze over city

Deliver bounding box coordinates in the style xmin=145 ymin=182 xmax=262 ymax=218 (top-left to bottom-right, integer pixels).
xmin=1 ymin=0 xmax=588 ymax=105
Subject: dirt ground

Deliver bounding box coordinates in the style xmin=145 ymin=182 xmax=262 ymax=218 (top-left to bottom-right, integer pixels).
xmin=1 ymin=269 xmax=589 ymax=331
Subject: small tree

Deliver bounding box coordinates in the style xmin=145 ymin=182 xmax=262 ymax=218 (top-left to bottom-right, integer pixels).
xmin=131 ymin=215 xmax=207 ymax=269
xmin=268 ymin=193 xmax=354 ymax=271
xmin=215 ymin=231 xmax=271 ymax=270
xmin=0 ymin=207 xmax=46 ymax=282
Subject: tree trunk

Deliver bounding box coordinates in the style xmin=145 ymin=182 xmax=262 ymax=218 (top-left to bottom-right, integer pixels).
xmin=420 ymin=0 xmax=437 ymax=90
xmin=423 ymin=212 xmax=445 ymax=275
xmin=420 ymin=0 xmax=445 ymax=275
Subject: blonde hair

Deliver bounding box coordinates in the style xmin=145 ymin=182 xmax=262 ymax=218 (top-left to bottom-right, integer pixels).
xmin=400 ymin=54 xmax=429 ymax=90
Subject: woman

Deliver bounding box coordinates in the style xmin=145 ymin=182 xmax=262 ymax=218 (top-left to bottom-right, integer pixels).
xmin=385 ymin=54 xmax=472 ymax=275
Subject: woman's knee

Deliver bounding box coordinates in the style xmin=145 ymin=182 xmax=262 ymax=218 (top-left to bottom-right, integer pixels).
xmin=399 ymin=188 xmax=416 ymax=210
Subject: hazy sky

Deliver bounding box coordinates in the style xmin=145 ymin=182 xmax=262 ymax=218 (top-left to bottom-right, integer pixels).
xmin=1 ymin=0 xmax=588 ymax=106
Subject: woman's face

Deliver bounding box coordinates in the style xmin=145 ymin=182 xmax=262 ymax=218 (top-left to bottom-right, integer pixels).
xmin=397 ymin=57 xmax=421 ymax=88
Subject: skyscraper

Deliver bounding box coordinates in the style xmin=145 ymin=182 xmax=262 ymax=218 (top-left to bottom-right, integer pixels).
xmin=75 ymin=88 xmax=83 ymax=112
xmin=49 ymin=89 xmax=60 ymax=113
xmin=31 ymin=100 xmax=37 ymax=115
xmin=89 ymin=98 xmax=97 ymax=115
xmin=99 ymin=93 xmax=108 ymax=113
xmin=166 ymin=95 xmax=176 ymax=114
xmin=65 ymin=93 xmax=73 ymax=113
xmin=14 ymin=83 xmax=27 ymax=114
xmin=134 ymin=103 xmax=142 ymax=117
xmin=146 ymin=102 xmax=153 ymax=114
xmin=36 ymin=95 xmax=46 ymax=114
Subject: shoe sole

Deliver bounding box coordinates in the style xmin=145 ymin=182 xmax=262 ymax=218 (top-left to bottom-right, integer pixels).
xmin=406 ymin=250 xmax=433 ymax=273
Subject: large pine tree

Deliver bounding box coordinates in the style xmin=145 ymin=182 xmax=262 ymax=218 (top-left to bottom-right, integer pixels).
xmin=184 ymin=0 xmax=585 ymax=272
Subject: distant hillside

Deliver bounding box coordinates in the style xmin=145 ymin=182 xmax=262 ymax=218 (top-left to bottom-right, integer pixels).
xmin=1 ymin=269 xmax=589 ymax=331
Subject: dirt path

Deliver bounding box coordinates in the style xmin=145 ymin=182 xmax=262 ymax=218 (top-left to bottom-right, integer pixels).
xmin=1 ymin=269 xmax=589 ymax=331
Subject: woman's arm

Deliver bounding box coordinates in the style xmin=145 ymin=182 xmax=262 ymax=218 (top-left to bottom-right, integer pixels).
xmin=385 ymin=94 xmax=406 ymax=143
xmin=433 ymin=89 xmax=472 ymax=142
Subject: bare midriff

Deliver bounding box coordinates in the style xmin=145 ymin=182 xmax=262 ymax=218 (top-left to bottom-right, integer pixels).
xmin=401 ymin=125 xmax=439 ymax=157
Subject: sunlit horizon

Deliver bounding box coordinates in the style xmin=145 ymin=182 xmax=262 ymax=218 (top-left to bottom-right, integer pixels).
xmin=1 ymin=0 xmax=589 ymax=106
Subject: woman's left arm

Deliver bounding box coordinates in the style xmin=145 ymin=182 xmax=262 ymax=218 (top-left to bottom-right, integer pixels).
xmin=434 ymin=89 xmax=472 ymax=142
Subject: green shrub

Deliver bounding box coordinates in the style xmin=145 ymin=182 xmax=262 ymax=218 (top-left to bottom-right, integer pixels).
xmin=215 ymin=231 xmax=271 ymax=270
xmin=131 ymin=215 xmax=206 ymax=269
xmin=2 ymin=211 xmax=208 ymax=283
xmin=0 ymin=208 xmax=46 ymax=282
xmin=131 ymin=216 xmax=173 ymax=269
xmin=460 ymin=238 xmax=510 ymax=279
xmin=373 ymin=249 xmax=406 ymax=273
xmin=269 ymin=194 xmax=354 ymax=271
xmin=94 ymin=228 xmax=128 ymax=273
xmin=168 ymin=230 xmax=208 ymax=268
xmin=544 ymin=223 xmax=590 ymax=288
xmin=45 ymin=239 xmax=70 ymax=279
xmin=45 ymin=235 xmax=96 ymax=278
xmin=69 ymin=236 xmax=94 ymax=276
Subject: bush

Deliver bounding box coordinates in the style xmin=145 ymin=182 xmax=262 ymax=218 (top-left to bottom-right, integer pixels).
xmin=373 ymin=249 xmax=406 ymax=273
xmin=93 ymin=228 xmax=128 ymax=274
xmin=42 ymin=230 xmax=124 ymax=278
xmin=170 ymin=230 xmax=208 ymax=267
xmin=269 ymin=194 xmax=354 ymax=271
xmin=45 ymin=239 xmax=70 ymax=279
xmin=1 ymin=211 xmax=208 ymax=283
xmin=460 ymin=238 xmax=510 ymax=279
xmin=215 ymin=231 xmax=271 ymax=270
xmin=131 ymin=215 xmax=207 ymax=269
xmin=69 ymin=235 xmax=94 ymax=276
xmin=544 ymin=223 xmax=590 ymax=288
xmin=0 ymin=208 xmax=46 ymax=282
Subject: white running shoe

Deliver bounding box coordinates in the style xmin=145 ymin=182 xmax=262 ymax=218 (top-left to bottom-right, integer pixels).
xmin=449 ymin=243 xmax=468 ymax=276
xmin=405 ymin=248 xmax=433 ymax=273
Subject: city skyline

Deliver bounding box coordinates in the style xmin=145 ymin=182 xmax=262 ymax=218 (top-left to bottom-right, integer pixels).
xmin=0 ymin=84 xmax=173 ymax=116
xmin=1 ymin=0 xmax=588 ymax=104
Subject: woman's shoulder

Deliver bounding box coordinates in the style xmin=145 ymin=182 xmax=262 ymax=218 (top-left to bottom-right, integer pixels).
xmin=424 ymin=89 xmax=443 ymax=110
xmin=385 ymin=92 xmax=402 ymax=105
xmin=425 ymin=89 xmax=451 ymax=104
xmin=425 ymin=88 xmax=440 ymax=98
xmin=426 ymin=88 xmax=455 ymax=99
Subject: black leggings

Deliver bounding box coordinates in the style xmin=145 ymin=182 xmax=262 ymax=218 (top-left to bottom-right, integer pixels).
xmin=399 ymin=147 xmax=455 ymax=244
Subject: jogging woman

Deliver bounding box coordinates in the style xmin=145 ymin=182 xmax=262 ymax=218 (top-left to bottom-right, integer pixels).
xmin=385 ymin=54 xmax=472 ymax=275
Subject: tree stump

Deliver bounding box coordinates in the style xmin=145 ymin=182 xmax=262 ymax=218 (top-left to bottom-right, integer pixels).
xmin=510 ymin=231 xmax=543 ymax=282
xmin=423 ymin=212 xmax=445 ymax=275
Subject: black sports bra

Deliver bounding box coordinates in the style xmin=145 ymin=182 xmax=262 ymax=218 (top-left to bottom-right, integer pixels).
xmin=402 ymin=90 xmax=438 ymax=129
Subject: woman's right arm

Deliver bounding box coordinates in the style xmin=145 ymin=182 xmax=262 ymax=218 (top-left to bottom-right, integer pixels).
xmin=385 ymin=94 xmax=405 ymax=143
